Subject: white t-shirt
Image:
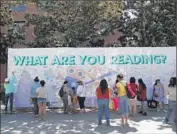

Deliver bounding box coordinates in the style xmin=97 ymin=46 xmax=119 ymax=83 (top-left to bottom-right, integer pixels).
xmin=36 ymin=87 xmax=47 ymax=99
xmin=165 ymin=86 xmax=176 ymax=101
xmin=77 ymin=85 xmax=86 ymax=97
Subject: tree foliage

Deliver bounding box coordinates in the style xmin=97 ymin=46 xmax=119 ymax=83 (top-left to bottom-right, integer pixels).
xmin=25 ymin=0 xmax=123 ymax=47
xmin=0 ymin=0 xmax=25 ymax=64
xmin=119 ymin=0 xmax=176 ymax=47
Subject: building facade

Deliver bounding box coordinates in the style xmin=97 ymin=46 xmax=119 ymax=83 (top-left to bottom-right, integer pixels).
xmin=0 ymin=2 xmax=121 ymax=92
xmin=0 ymin=2 xmax=37 ymax=92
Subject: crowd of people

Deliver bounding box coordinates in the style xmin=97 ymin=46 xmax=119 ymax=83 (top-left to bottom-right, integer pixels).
xmin=2 ymin=71 xmax=176 ymax=126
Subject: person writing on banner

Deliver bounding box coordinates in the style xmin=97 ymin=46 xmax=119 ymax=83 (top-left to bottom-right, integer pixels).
xmin=59 ymin=81 xmax=73 ymax=114
xmin=36 ymin=80 xmax=48 ymax=120
xmin=4 ymin=71 xmax=16 ymax=114
xmin=116 ymin=74 xmax=129 ymax=125
xmin=77 ymin=80 xmax=87 ymax=113
xmin=30 ymin=77 xmax=40 ymax=117
xmin=163 ymin=77 xmax=176 ymax=124
xmin=96 ymin=79 xmax=111 ymax=126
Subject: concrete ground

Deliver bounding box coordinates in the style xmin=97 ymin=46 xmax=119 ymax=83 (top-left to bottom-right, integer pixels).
xmin=1 ymin=108 xmax=176 ymax=134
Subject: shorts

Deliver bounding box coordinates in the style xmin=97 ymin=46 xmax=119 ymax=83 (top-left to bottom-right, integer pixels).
xmin=37 ymin=98 xmax=47 ymax=104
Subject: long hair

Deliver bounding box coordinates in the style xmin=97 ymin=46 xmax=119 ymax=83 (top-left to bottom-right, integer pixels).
xmin=138 ymin=78 xmax=146 ymax=89
xmin=115 ymin=79 xmax=119 ymax=85
xmin=154 ymin=79 xmax=160 ymax=86
xmin=168 ymin=77 xmax=176 ymax=87
xmin=99 ymin=79 xmax=108 ymax=95
xmin=130 ymin=77 xmax=136 ymax=83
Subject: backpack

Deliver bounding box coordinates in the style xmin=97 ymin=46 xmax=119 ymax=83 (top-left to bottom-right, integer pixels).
xmin=120 ymin=82 xmax=135 ymax=99
xmin=59 ymin=86 xmax=64 ymax=97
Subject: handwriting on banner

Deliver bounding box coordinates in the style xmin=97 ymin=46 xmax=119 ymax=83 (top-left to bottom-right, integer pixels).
xmin=13 ymin=54 xmax=167 ymax=66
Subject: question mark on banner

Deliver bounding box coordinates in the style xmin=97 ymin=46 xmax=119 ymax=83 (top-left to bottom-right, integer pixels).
xmin=161 ymin=55 xmax=167 ymax=64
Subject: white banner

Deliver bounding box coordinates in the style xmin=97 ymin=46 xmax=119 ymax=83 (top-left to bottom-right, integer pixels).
xmin=8 ymin=47 xmax=176 ymax=107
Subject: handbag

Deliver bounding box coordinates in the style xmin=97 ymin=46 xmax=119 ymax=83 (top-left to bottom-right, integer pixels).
xmin=73 ymin=96 xmax=78 ymax=104
xmin=109 ymin=99 xmax=113 ymax=109
xmin=153 ymin=93 xmax=159 ymax=97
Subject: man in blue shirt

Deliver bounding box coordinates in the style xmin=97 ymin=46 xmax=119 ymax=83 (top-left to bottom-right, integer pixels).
xmin=31 ymin=77 xmax=40 ymax=116
xmin=4 ymin=71 xmax=16 ymax=114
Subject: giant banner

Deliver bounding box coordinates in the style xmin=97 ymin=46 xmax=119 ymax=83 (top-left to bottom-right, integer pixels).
xmin=8 ymin=47 xmax=176 ymax=108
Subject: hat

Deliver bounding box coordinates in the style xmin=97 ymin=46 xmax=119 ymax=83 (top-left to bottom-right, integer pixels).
xmin=117 ymin=73 xmax=124 ymax=79
xmin=5 ymin=78 xmax=9 ymax=82
xmin=34 ymin=77 xmax=39 ymax=82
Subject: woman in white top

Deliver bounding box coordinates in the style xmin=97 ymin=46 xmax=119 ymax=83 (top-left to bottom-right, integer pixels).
xmin=36 ymin=80 xmax=47 ymax=119
xmin=77 ymin=80 xmax=86 ymax=113
xmin=164 ymin=77 xmax=176 ymax=124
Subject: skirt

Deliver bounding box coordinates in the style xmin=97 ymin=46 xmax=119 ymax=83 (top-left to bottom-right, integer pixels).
xmin=37 ymin=98 xmax=47 ymax=104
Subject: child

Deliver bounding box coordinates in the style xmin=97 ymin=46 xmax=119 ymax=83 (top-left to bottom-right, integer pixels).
xmin=36 ymin=80 xmax=47 ymax=120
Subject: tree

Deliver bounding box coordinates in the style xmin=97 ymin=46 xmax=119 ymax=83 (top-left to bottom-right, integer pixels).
xmin=25 ymin=0 xmax=123 ymax=47
xmin=119 ymin=0 xmax=176 ymax=47
xmin=0 ymin=0 xmax=25 ymax=64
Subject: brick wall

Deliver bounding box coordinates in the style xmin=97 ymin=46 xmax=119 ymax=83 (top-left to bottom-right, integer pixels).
xmin=0 ymin=2 xmax=37 ymax=88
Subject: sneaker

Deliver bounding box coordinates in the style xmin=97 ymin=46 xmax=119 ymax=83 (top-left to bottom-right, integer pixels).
xmin=106 ymin=123 xmax=110 ymax=126
xmin=138 ymin=111 xmax=143 ymax=114
xmin=142 ymin=112 xmax=147 ymax=116
xmin=98 ymin=122 xmax=102 ymax=126
xmin=106 ymin=121 xmax=110 ymax=126
xmin=157 ymin=109 xmax=160 ymax=112
xmin=163 ymin=109 xmax=167 ymax=113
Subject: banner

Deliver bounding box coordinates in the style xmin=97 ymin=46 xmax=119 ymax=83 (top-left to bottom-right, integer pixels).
xmin=8 ymin=47 xmax=176 ymax=107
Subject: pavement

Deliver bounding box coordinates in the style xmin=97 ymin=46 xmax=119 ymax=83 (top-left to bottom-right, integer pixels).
xmin=1 ymin=108 xmax=176 ymax=134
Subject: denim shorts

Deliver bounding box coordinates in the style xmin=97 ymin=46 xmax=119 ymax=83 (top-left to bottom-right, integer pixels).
xmin=37 ymin=98 xmax=47 ymax=104
xmin=119 ymin=95 xmax=129 ymax=116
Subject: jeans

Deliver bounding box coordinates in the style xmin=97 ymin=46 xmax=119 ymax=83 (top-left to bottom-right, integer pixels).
xmin=97 ymin=99 xmax=110 ymax=124
xmin=32 ymin=97 xmax=39 ymax=115
xmin=5 ymin=93 xmax=13 ymax=112
xmin=119 ymin=96 xmax=129 ymax=116
xmin=62 ymin=98 xmax=69 ymax=113
xmin=165 ymin=100 xmax=176 ymax=123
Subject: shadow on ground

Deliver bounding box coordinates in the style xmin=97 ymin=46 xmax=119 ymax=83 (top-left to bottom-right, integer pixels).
xmin=1 ymin=109 xmax=176 ymax=134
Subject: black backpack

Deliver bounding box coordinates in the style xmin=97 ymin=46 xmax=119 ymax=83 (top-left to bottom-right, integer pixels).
xmin=59 ymin=86 xmax=64 ymax=97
